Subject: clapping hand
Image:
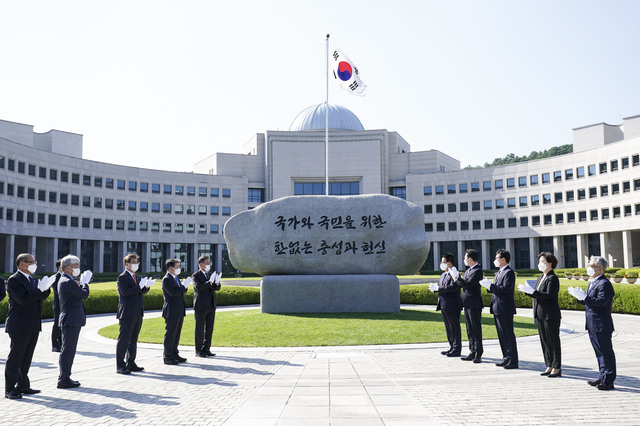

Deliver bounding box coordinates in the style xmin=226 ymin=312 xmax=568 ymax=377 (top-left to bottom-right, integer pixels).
xmin=208 ymin=271 xmax=218 ymax=284
xmin=448 ymin=267 xmax=460 ymax=280
xmin=145 ymin=278 xmax=156 ymax=288
xmin=214 ymin=272 xmax=222 ymax=284
xmin=568 ymin=286 xmax=586 ymax=301
xmin=182 ymin=277 xmax=192 ymax=289
xmin=517 ymin=283 xmax=534 ymax=294
xmin=479 ymin=278 xmax=492 ymax=290
xmin=37 ymin=276 xmax=54 ymax=291
xmin=428 ymin=283 xmax=439 ymax=293
xmin=138 ymin=277 xmax=147 ymax=289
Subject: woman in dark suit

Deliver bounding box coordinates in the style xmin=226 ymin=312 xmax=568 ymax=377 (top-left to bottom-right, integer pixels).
xmin=527 ymin=252 xmax=562 ymax=377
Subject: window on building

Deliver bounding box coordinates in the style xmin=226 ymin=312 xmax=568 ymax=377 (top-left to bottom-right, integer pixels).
xmin=186 ymin=224 xmax=195 ymax=233
xmin=448 ymin=203 xmax=456 ymax=212
xmin=520 ymin=217 xmax=528 ymax=226
xmin=460 ymin=202 xmax=468 ymax=212
xmin=600 ymin=185 xmax=608 ymax=197
xmin=186 ymin=205 xmax=195 ymax=214
xmin=577 ymin=189 xmax=585 ymax=200
xmin=611 ymin=160 xmax=618 ymax=172
xmin=435 ymin=185 xmax=444 ymax=195
xmin=116 ymin=200 xmax=125 ymax=210
xmin=82 ymin=196 xmax=91 ymax=207
xmin=106 ymin=198 xmax=113 ymax=209
xmin=128 ymin=181 xmax=137 ymax=191
xmin=81 ymin=217 xmax=90 ymax=228
xmin=611 ymin=183 xmax=619 ymax=195
xmin=507 ymin=197 xmax=516 ymax=208
xmin=542 ymin=173 xmax=550 ymax=184
xmin=506 ymin=178 xmax=515 ymax=188
xmin=624 ymin=205 xmax=631 ymax=217
xmin=472 ymin=201 xmax=480 ymax=211
xmin=198 ymin=187 xmax=207 ymax=197
xmin=390 ymin=187 xmax=406 ymax=199
xmin=555 ymin=213 xmax=563 ymax=224
xmin=423 ymin=204 xmax=432 ymax=214
xmin=613 ymin=207 xmax=621 ymax=218
xmin=472 ymin=220 xmax=481 ymax=230
xmin=222 ymin=207 xmax=231 ymax=216
xmin=459 ymin=183 xmax=468 ymax=193
xmin=448 ymin=222 xmax=457 ymax=231
xmin=436 ymin=222 xmax=444 ymax=232
xmin=471 ymin=182 xmax=480 ymax=192
xmin=601 ymin=208 xmax=609 ymax=220
xmin=104 ymin=177 xmax=113 ymax=188
xmin=49 ymin=169 xmax=57 ymax=180
xmin=117 ymin=179 xmax=125 ymax=190
xmin=423 ymin=186 xmax=432 ymax=196
xmin=174 ymin=185 xmax=184 ymax=195
xmin=151 ymin=203 xmax=160 ymax=213
xmin=140 ymin=182 xmax=148 ymax=192
xmin=623 ymin=181 xmax=630 ymax=193
xmin=39 ymin=167 xmax=47 ymax=178
xmin=576 ymin=166 xmax=585 ymax=178
xmin=531 ymin=195 xmax=539 ymax=206
xmin=163 ymin=203 xmax=172 ymax=214
xmin=483 ymin=181 xmax=491 ymax=191
xmin=222 ymin=188 xmax=231 ymax=197
xmin=599 ymin=162 xmax=607 ymax=174
xmin=632 ymin=154 xmax=639 ymax=166
xmin=38 ymin=190 xmax=46 ymax=201
xmin=17 ymin=186 xmax=24 ymax=198
xmin=518 ymin=176 xmax=527 ymax=187
xmin=519 ymin=196 xmax=527 ymax=207
xmin=139 ymin=201 xmax=148 ymax=212
xmin=152 ymin=183 xmax=160 ymax=193
xmin=590 ymin=210 xmax=598 ymax=220
xmin=71 ymin=194 xmax=79 ymax=206
xmin=27 ymin=187 xmax=34 ymax=199
xmin=210 ymin=224 xmax=219 ymax=234
xmin=94 ymin=197 xmax=102 ymax=208
xmin=164 ymin=184 xmax=172 ymax=194
xmin=140 ymin=221 xmax=148 ymax=231
xmin=532 ymin=216 xmax=540 ymax=226
xmin=496 ymin=199 xmax=504 ymax=209
xmin=484 ymin=200 xmax=492 ymax=210
xmin=447 ymin=184 xmax=456 ymax=194
xmin=425 ymin=223 xmax=433 ymax=232
xmin=151 ymin=222 xmax=160 ymax=232
xmin=554 ymin=192 xmax=562 ymax=203
xmin=461 ymin=221 xmax=469 ymax=230
xmin=590 ymin=164 xmax=598 ymax=175
xmin=553 ymin=171 xmax=562 ymax=182
xmin=566 ymin=190 xmax=574 ymax=202
xmin=635 ymin=178 xmax=640 ymax=191
xmin=210 ymin=188 xmax=219 ymax=197
xmin=128 ymin=201 xmax=137 ymax=211
xmin=70 ymin=216 xmax=79 ymax=227
xmin=210 ymin=206 xmax=219 ymax=215
xmin=565 ymin=169 xmax=573 ymax=180
xmin=484 ymin=219 xmax=493 ymax=229
xmin=198 ymin=206 xmax=207 ymax=215
xmin=436 ymin=204 xmax=445 ymax=213
xmin=567 ymin=212 xmax=576 ymax=223
xmin=495 ymin=179 xmax=503 ymax=190
xmin=104 ymin=219 xmax=113 ymax=229
xmin=508 ymin=218 xmax=517 ymax=228
xmin=530 ymin=175 xmax=539 ymax=185
xmin=163 ymin=223 xmax=172 ymax=232
xmin=496 ymin=218 xmax=505 ymax=228
xmin=589 ymin=187 xmax=597 ymax=198
xmin=28 ymin=164 xmax=35 ymax=175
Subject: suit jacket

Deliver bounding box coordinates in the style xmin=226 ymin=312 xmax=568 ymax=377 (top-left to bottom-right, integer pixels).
xmin=579 ymin=274 xmax=615 ymax=333
xmin=436 ymin=271 xmax=462 ymax=312
xmin=117 ymin=271 xmax=150 ymax=319
xmin=192 ymin=269 xmax=221 ymax=311
xmin=488 ymin=265 xmax=516 ymax=316
xmin=5 ymin=271 xmax=50 ymax=334
xmin=0 ymin=276 xmax=5 ymax=302
xmin=455 ymin=264 xmax=484 ymax=310
xmin=162 ymin=273 xmax=187 ymax=318
xmin=52 ymin=271 xmax=62 ymax=314
xmin=527 ymin=270 xmax=561 ymax=322
xmin=58 ymin=274 xmax=89 ymax=327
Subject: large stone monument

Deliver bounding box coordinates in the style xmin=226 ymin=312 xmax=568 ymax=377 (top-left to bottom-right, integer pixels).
xmin=223 ymin=194 xmax=429 ymax=313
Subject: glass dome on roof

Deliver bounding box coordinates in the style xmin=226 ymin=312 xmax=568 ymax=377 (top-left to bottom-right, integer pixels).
xmin=289 ymin=103 xmax=364 ymax=131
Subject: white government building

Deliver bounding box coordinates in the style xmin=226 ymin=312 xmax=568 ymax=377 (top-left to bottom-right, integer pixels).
xmin=1 ymin=104 xmax=639 ymax=274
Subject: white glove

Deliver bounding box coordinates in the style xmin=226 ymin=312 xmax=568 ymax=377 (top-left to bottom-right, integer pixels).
xmin=145 ymin=278 xmax=156 ymax=288
xmin=80 ymin=270 xmax=93 ymax=285
xmin=138 ymin=277 xmax=147 ymax=289
xmin=214 ymin=272 xmax=222 ymax=284
xmin=428 ymin=283 xmax=439 ymax=292
xmin=517 ymin=283 xmax=534 ymax=295
xmin=37 ymin=276 xmax=53 ymax=291
xmin=182 ymin=277 xmax=192 ymax=288
xmin=208 ymin=271 xmax=217 ymax=284
xmin=568 ymin=286 xmax=586 ymax=301
xmin=448 ymin=267 xmax=460 ymax=280
xmin=479 ymin=278 xmax=492 ymax=290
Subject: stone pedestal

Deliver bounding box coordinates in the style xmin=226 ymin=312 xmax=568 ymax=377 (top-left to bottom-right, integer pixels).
xmin=260 ymin=274 xmax=400 ymax=313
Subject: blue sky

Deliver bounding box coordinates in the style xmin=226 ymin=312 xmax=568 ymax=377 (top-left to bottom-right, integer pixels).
xmin=2 ymin=0 xmax=639 ymax=172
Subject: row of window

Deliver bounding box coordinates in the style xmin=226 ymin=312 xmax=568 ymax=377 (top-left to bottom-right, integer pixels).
xmin=0 ymin=157 xmax=232 ymax=197
xmin=424 ymin=179 xmax=640 ymax=213
xmin=423 ymin=154 xmax=640 ymax=196
xmin=0 ymin=207 xmax=222 ymax=234
xmin=425 ymin=204 xmax=640 ymax=232
xmin=294 ymin=182 xmax=360 ymax=196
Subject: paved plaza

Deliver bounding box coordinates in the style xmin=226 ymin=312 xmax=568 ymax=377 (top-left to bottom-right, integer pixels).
xmin=1 ymin=305 xmax=638 ymax=425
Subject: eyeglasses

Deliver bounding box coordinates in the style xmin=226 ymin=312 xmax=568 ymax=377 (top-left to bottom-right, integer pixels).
xmin=23 ymin=260 xmax=37 ymax=264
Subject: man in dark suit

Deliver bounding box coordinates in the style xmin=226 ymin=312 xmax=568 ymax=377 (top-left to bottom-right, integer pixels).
xmin=57 ymin=255 xmax=89 ymax=389
xmin=579 ymin=256 xmax=616 ymax=390
xmin=192 ymin=255 xmax=221 ymax=358
xmin=0 ymin=276 xmax=5 ymax=302
xmin=433 ymin=254 xmax=462 ymax=357
xmin=162 ymin=258 xmax=188 ymax=365
xmin=51 ymin=259 xmax=63 ymax=352
xmin=116 ymin=254 xmax=150 ymax=374
xmin=4 ymin=253 xmax=51 ymax=399
xmin=485 ymin=249 xmax=519 ymax=369
xmin=452 ymin=249 xmax=484 ymax=363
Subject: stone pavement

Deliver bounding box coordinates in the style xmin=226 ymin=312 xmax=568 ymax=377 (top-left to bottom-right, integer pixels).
xmin=1 ymin=305 xmax=638 ymax=425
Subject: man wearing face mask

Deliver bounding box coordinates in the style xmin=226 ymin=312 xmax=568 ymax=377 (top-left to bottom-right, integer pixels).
xmin=56 ymin=254 xmax=90 ymax=389
xmin=451 ymin=249 xmax=484 ymax=363
xmin=116 ymin=254 xmax=150 ymax=374
xmin=434 ymin=254 xmax=462 ymax=357
xmin=4 ymin=253 xmax=51 ymax=399
xmin=162 ymin=258 xmax=188 ymax=365
xmin=192 ymin=255 xmax=222 ymax=358
xmin=577 ymin=256 xmax=616 ymax=390
xmin=487 ymin=249 xmax=519 ymax=369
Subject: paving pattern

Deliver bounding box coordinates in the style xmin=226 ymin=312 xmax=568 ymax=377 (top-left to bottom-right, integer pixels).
xmin=1 ymin=305 xmax=638 ymax=425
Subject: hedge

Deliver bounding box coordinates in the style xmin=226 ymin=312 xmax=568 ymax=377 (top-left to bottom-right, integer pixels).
xmin=0 ymin=285 xmax=260 ymax=324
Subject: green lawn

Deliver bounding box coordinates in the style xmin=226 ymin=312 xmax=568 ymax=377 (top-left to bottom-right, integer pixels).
xmin=98 ymin=308 xmax=538 ymax=347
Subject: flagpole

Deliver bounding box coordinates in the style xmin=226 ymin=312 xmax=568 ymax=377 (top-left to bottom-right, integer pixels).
xmin=325 ymin=34 xmax=329 ymax=196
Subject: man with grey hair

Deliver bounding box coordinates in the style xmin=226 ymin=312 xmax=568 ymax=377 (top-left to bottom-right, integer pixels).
xmin=57 ymin=255 xmax=90 ymax=389
xmin=578 ymin=256 xmax=616 ymax=390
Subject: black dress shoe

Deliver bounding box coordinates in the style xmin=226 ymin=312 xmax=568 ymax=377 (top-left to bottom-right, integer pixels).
xmin=117 ymin=367 xmax=131 ymax=375
xmin=126 ymin=365 xmax=144 ymax=372
xmin=461 ymin=354 xmax=475 ymax=361
xmin=5 ymin=389 xmax=22 ymax=399
xmin=18 ymin=387 xmax=41 ymax=394
xmin=587 ymin=379 xmax=602 ymax=387
xmin=441 ymin=350 xmax=451 ymax=355
xmin=446 ymin=351 xmax=461 ymax=357
xmin=164 ymin=359 xmax=179 ymax=365
xmin=176 ymin=356 xmax=187 ymax=363
xmin=596 ymin=383 xmax=615 ymax=391
xmin=540 ymin=371 xmax=551 ymax=376
xmin=52 ymin=347 xmax=61 ymax=353
xmin=57 ymin=380 xmax=81 ymax=389
xmin=548 ymin=370 xmax=562 ymax=378
xmin=204 ymin=350 xmax=216 ymax=357
xmin=495 ymin=360 xmax=508 ymax=367
xmin=196 ymin=352 xmax=208 ymax=357
xmin=503 ymin=363 xmax=519 ymax=370
xmin=473 ymin=357 xmax=482 ymax=364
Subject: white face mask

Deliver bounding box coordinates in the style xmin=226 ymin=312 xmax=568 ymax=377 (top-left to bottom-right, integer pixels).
xmin=538 ymin=263 xmax=547 ymax=272
xmin=27 ymin=264 xmax=38 ymax=274
xmin=439 ymin=263 xmax=447 ymax=271
xmin=494 ymin=259 xmax=501 ymax=268
xmin=586 ymin=267 xmax=595 ymax=277
xmin=463 ymin=258 xmax=470 ymax=267
xmin=204 ymin=264 xmax=211 ymax=272
xmin=130 ymin=263 xmax=139 ymax=272
xmin=72 ymin=268 xmax=81 ymax=277
xmin=174 ymin=268 xmax=181 ymax=275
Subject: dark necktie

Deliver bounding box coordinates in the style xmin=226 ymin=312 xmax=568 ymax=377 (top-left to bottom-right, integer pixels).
xmin=29 ymin=276 xmax=37 ymax=288
xmin=175 ymin=276 xmax=180 ymax=285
